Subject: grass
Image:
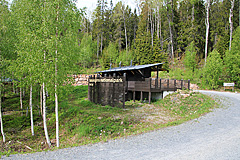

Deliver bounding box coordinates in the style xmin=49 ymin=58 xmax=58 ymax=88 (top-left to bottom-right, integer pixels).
xmin=0 ymin=85 xmax=218 ymax=156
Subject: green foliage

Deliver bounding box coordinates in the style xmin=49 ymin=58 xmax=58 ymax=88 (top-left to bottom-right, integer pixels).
xmin=224 ymin=27 xmax=240 ymax=87
xmin=202 ymin=50 xmax=223 ymax=89
xmin=100 ymin=42 xmax=119 ymax=69
xmin=157 ymin=91 xmax=216 ymax=119
xmin=116 ymin=50 xmax=134 ymax=66
xmin=79 ymin=34 xmax=97 ymax=68
xmin=184 ymin=41 xmax=197 ymax=72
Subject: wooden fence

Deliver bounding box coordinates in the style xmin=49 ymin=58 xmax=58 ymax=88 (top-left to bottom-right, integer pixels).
xmin=88 ymin=74 xmax=127 ymax=108
xmin=128 ymin=78 xmax=190 ymax=92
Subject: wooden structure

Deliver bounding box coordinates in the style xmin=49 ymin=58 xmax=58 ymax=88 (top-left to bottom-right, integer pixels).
xmin=88 ymin=74 xmax=127 ymax=107
xmin=88 ymin=63 xmax=190 ymax=107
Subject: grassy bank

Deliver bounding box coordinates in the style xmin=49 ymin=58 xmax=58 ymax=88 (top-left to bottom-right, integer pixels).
xmin=1 ymin=85 xmax=218 ymax=156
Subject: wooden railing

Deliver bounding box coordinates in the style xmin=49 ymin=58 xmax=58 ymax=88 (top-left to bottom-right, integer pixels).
xmin=128 ymin=78 xmax=190 ymax=92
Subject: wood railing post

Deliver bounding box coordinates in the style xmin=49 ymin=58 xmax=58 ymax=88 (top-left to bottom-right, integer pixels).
xmin=149 ymin=78 xmax=151 ymax=104
xmin=174 ymin=79 xmax=176 ymax=90
xmin=133 ymin=91 xmax=136 ymax=102
xmin=160 ymin=78 xmax=162 ymax=90
xmin=188 ymin=79 xmax=190 ymax=90
xmin=112 ymin=73 xmax=116 ymax=107
xmin=167 ymin=79 xmax=169 ymax=89
xmin=181 ymin=79 xmax=183 ymax=90
xmin=123 ymin=73 xmax=126 ymax=108
xmin=88 ymin=75 xmax=91 ymax=101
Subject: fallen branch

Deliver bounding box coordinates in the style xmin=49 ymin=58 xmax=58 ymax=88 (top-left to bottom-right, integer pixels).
xmin=16 ymin=141 xmax=33 ymax=150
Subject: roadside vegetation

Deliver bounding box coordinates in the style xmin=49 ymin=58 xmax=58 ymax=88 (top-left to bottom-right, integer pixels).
xmin=1 ymin=85 xmax=218 ymax=156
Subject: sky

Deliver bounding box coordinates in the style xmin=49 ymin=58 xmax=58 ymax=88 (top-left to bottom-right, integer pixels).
xmin=76 ymin=0 xmax=136 ymax=11
xmin=7 ymin=0 xmax=137 ymax=18
xmin=76 ymin=0 xmax=137 ymax=18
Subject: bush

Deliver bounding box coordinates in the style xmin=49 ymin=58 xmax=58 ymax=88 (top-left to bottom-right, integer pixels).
xmin=202 ymin=50 xmax=223 ymax=89
xmin=224 ymin=27 xmax=240 ymax=87
xmin=184 ymin=41 xmax=197 ymax=73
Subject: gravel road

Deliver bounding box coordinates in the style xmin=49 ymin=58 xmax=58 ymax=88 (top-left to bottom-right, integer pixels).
xmin=2 ymin=90 xmax=240 ymax=160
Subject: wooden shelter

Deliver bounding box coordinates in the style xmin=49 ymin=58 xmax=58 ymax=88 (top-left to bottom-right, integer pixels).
xmin=88 ymin=63 xmax=190 ymax=107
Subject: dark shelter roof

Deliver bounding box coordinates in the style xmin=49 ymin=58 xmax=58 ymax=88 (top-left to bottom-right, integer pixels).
xmin=96 ymin=63 xmax=167 ymax=74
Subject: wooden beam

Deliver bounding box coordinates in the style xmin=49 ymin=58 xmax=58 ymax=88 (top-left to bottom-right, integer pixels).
xmin=133 ymin=91 xmax=136 ymax=102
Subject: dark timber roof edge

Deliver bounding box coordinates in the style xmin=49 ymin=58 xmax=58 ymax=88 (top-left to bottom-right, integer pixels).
xmin=96 ymin=63 xmax=166 ymax=73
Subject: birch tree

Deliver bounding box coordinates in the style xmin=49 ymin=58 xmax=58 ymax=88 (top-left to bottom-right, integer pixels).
xmin=229 ymin=0 xmax=235 ymax=50
xmin=0 ymin=87 xmax=5 ymax=143
xmin=205 ymin=0 xmax=210 ymax=64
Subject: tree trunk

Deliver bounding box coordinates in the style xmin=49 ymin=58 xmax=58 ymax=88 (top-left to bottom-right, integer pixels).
xmin=167 ymin=1 xmax=174 ymax=63
xmin=229 ymin=0 xmax=235 ymax=51
xmin=157 ymin=5 xmax=160 ymax=40
xmin=205 ymin=0 xmax=210 ymax=64
xmin=151 ymin=8 xmax=154 ymax=47
xmin=55 ymin=83 xmax=59 ymax=147
xmin=123 ymin=7 xmax=128 ymax=52
xmin=20 ymin=87 xmax=23 ymax=115
xmin=97 ymin=34 xmax=99 ymax=60
xmin=55 ymin=4 xmax=59 ymax=148
xmin=30 ymin=85 xmax=34 ymax=136
xmin=43 ymin=82 xmax=51 ymax=147
xmin=101 ymin=32 xmax=103 ymax=55
xmin=0 ymin=89 xmax=5 ymax=143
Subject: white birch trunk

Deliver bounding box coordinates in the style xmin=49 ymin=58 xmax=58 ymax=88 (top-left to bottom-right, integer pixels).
xmin=43 ymin=82 xmax=51 ymax=147
xmin=205 ymin=0 xmax=210 ymax=64
xmin=20 ymin=87 xmax=23 ymax=115
xmin=123 ymin=7 xmax=128 ymax=52
xmin=0 ymin=90 xmax=5 ymax=143
xmin=157 ymin=5 xmax=160 ymax=40
xmin=55 ymin=84 xmax=59 ymax=147
xmin=167 ymin=1 xmax=174 ymax=63
xmin=229 ymin=0 xmax=235 ymax=51
xmin=30 ymin=85 xmax=34 ymax=136
xmin=55 ymin=4 xmax=59 ymax=148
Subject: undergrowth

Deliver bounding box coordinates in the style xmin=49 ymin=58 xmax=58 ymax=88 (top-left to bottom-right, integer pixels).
xmin=0 ymin=85 xmax=218 ymax=156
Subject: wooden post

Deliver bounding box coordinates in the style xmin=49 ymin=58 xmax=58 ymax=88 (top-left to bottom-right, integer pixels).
xmin=133 ymin=91 xmax=136 ymax=102
xmin=167 ymin=79 xmax=169 ymax=89
xmin=123 ymin=73 xmax=126 ymax=108
xmin=174 ymin=79 xmax=176 ymax=90
xmin=93 ymin=75 xmax=96 ymax=103
xmin=156 ymin=66 xmax=159 ymax=88
xmin=140 ymin=91 xmax=143 ymax=102
xmin=160 ymin=78 xmax=162 ymax=90
xmin=188 ymin=79 xmax=190 ymax=90
xmin=104 ymin=74 xmax=107 ymax=105
xmin=112 ymin=73 xmax=116 ymax=106
xmin=97 ymin=74 xmax=100 ymax=104
xmin=88 ymin=75 xmax=91 ymax=101
xmin=117 ymin=75 xmax=120 ymax=106
xmin=181 ymin=79 xmax=183 ymax=90
xmin=149 ymin=78 xmax=151 ymax=104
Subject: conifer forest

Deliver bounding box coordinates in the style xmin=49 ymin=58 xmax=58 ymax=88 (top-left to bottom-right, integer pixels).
xmin=0 ymin=0 xmax=240 ymax=150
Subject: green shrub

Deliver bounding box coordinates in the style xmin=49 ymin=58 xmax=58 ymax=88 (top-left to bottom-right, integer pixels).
xmin=184 ymin=41 xmax=197 ymax=73
xmin=202 ymin=50 xmax=223 ymax=89
xmin=224 ymin=27 xmax=240 ymax=87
